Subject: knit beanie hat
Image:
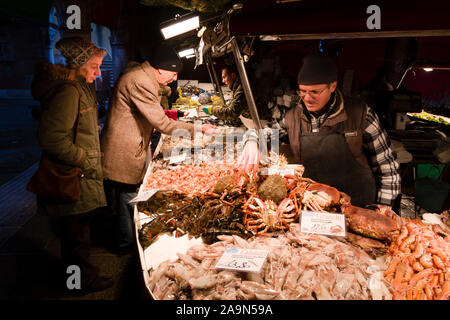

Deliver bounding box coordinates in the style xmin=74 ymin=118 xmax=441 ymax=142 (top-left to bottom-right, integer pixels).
xmin=297 ymin=52 xmax=338 ymax=85
xmin=55 ymin=36 xmax=105 ymax=68
xmin=151 ymin=44 xmax=183 ymax=73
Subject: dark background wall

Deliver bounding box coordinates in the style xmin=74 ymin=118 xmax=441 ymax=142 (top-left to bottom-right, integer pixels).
xmin=0 ymin=1 xmax=449 ymax=104
xmin=0 ymin=13 xmax=48 ymax=90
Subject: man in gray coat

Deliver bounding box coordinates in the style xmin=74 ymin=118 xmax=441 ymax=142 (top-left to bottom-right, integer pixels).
xmin=101 ymin=44 xmax=215 ymax=253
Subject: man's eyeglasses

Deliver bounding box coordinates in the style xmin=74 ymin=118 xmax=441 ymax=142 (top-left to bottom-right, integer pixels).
xmin=297 ymin=87 xmax=329 ymax=99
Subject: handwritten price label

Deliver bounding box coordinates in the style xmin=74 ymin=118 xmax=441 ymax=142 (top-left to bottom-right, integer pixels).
xmin=215 ymin=248 xmax=269 ymax=273
xmin=300 ymin=210 xmax=346 ymax=237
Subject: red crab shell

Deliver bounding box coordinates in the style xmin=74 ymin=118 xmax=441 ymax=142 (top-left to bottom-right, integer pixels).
xmin=341 ymin=204 xmax=402 ymax=242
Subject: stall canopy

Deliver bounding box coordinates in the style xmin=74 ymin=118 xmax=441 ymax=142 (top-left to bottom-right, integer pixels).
xmin=229 ymin=0 xmax=450 ymax=39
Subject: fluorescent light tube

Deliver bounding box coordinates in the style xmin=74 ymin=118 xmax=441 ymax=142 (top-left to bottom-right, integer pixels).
xmin=161 ymin=16 xmax=199 ymax=40
xmin=178 ymin=48 xmax=195 ymax=57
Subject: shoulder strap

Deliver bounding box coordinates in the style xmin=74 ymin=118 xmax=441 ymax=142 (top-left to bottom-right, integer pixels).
xmin=342 ymin=96 xmax=366 ymax=132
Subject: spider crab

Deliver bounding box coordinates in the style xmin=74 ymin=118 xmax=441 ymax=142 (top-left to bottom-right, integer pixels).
xmin=243 ymin=195 xmax=298 ymax=234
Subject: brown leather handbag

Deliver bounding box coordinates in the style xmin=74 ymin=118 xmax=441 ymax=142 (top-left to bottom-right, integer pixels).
xmin=27 ymin=84 xmax=83 ymax=203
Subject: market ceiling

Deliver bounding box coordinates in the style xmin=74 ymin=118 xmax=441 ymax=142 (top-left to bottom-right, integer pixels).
xmin=228 ymin=0 xmax=450 ymax=39
xmin=2 ymin=0 xmax=450 ymax=39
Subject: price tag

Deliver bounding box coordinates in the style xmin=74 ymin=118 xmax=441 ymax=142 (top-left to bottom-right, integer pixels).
xmin=260 ymin=167 xmax=295 ymax=176
xmin=169 ymin=152 xmax=187 ymax=164
xmin=268 ymin=167 xmax=295 ymax=176
xmin=129 ymin=189 xmax=158 ymax=204
xmin=300 ymin=210 xmax=346 ymax=237
xmin=215 ymin=248 xmax=269 ymax=273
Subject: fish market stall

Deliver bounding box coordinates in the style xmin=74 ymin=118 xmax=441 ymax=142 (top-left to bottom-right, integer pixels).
xmin=132 ymin=1 xmax=450 ymax=301
xmin=133 ymin=156 xmax=450 ymax=300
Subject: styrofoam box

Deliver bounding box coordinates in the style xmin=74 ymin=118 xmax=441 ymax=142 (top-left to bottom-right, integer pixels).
xmin=178 ymin=79 xmax=198 ymax=87
xmin=198 ymin=82 xmax=214 ymax=92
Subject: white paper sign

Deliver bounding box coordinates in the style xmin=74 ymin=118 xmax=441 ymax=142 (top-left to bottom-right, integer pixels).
xmin=300 ymin=210 xmax=346 ymax=237
xmin=260 ymin=167 xmax=295 ymax=176
xmin=169 ymin=152 xmax=187 ymax=164
xmin=129 ymin=189 xmax=158 ymax=204
xmin=184 ymin=108 xmax=198 ymax=118
xmin=215 ymin=248 xmax=269 ymax=273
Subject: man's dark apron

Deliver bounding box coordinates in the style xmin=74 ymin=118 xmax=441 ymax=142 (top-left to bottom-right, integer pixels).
xmin=300 ymin=128 xmax=377 ymax=207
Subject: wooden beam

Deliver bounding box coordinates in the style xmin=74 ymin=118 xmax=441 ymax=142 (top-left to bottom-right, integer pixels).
xmin=259 ymin=29 xmax=450 ymax=41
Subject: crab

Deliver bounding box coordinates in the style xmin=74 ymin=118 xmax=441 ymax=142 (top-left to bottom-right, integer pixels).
xmin=243 ymin=195 xmax=298 ymax=234
xmin=301 ymin=183 xmax=351 ymax=212
xmin=340 ymin=204 xmax=402 ymax=242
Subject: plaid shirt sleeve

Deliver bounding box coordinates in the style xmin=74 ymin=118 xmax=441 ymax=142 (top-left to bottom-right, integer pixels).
xmin=363 ymin=106 xmax=401 ymax=206
xmin=243 ymin=117 xmax=288 ymax=144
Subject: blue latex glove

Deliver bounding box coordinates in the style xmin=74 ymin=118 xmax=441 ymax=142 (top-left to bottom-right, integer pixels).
xmin=203 ymin=106 xmax=212 ymax=115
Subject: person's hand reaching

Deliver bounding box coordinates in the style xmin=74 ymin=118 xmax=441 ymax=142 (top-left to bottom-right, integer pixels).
xmin=239 ymin=140 xmax=260 ymax=173
xmin=198 ymin=123 xmax=218 ymax=135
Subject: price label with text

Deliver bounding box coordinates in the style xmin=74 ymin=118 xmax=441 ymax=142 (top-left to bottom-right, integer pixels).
xmin=300 ymin=210 xmax=346 ymax=237
xmin=215 ymin=248 xmax=269 ymax=273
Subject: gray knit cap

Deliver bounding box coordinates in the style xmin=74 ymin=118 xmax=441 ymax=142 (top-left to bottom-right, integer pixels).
xmin=56 ymin=36 xmax=104 ymax=68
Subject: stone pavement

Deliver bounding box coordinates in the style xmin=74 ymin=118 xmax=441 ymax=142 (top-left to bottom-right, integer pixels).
xmin=0 ymin=205 xmax=147 ymax=300
xmin=0 ymin=158 xmax=147 ymax=300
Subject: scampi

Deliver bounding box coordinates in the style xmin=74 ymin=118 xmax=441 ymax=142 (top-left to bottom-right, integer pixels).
xmin=384 ymin=219 xmax=449 ymax=300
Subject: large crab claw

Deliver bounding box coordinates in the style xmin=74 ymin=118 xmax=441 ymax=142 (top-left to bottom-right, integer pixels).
xmin=301 ymin=183 xmax=351 ymax=212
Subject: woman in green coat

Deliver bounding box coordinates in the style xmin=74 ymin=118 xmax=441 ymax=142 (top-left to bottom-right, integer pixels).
xmin=30 ymin=37 xmax=112 ymax=294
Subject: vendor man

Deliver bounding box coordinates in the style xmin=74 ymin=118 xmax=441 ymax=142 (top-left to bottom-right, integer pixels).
xmin=239 ymin=52 xmax=401 ymax=208
xmin=203 ymin=65 xmax=251 ymax=125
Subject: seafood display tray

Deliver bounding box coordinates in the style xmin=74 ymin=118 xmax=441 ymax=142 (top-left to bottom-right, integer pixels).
xmin=135 ymin=200 xmax=207 ymax=300
xmin=407 ymin=112 xmax=450 ymax=127
xmin=132 ymin=155 xmax=449 ymax=300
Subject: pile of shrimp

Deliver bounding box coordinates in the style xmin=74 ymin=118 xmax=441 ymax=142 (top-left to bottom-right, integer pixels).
xmin=384 ymin=219 xmax=450 ymax=300
xmin=142 ymin=161 xmax=238 ymax=197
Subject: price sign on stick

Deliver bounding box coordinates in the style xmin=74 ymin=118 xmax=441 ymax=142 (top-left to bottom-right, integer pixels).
xmin=215 ymin=248 xmax=269 ymax=273
xmin=300 ymin=210 xmax=346 ymax=237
